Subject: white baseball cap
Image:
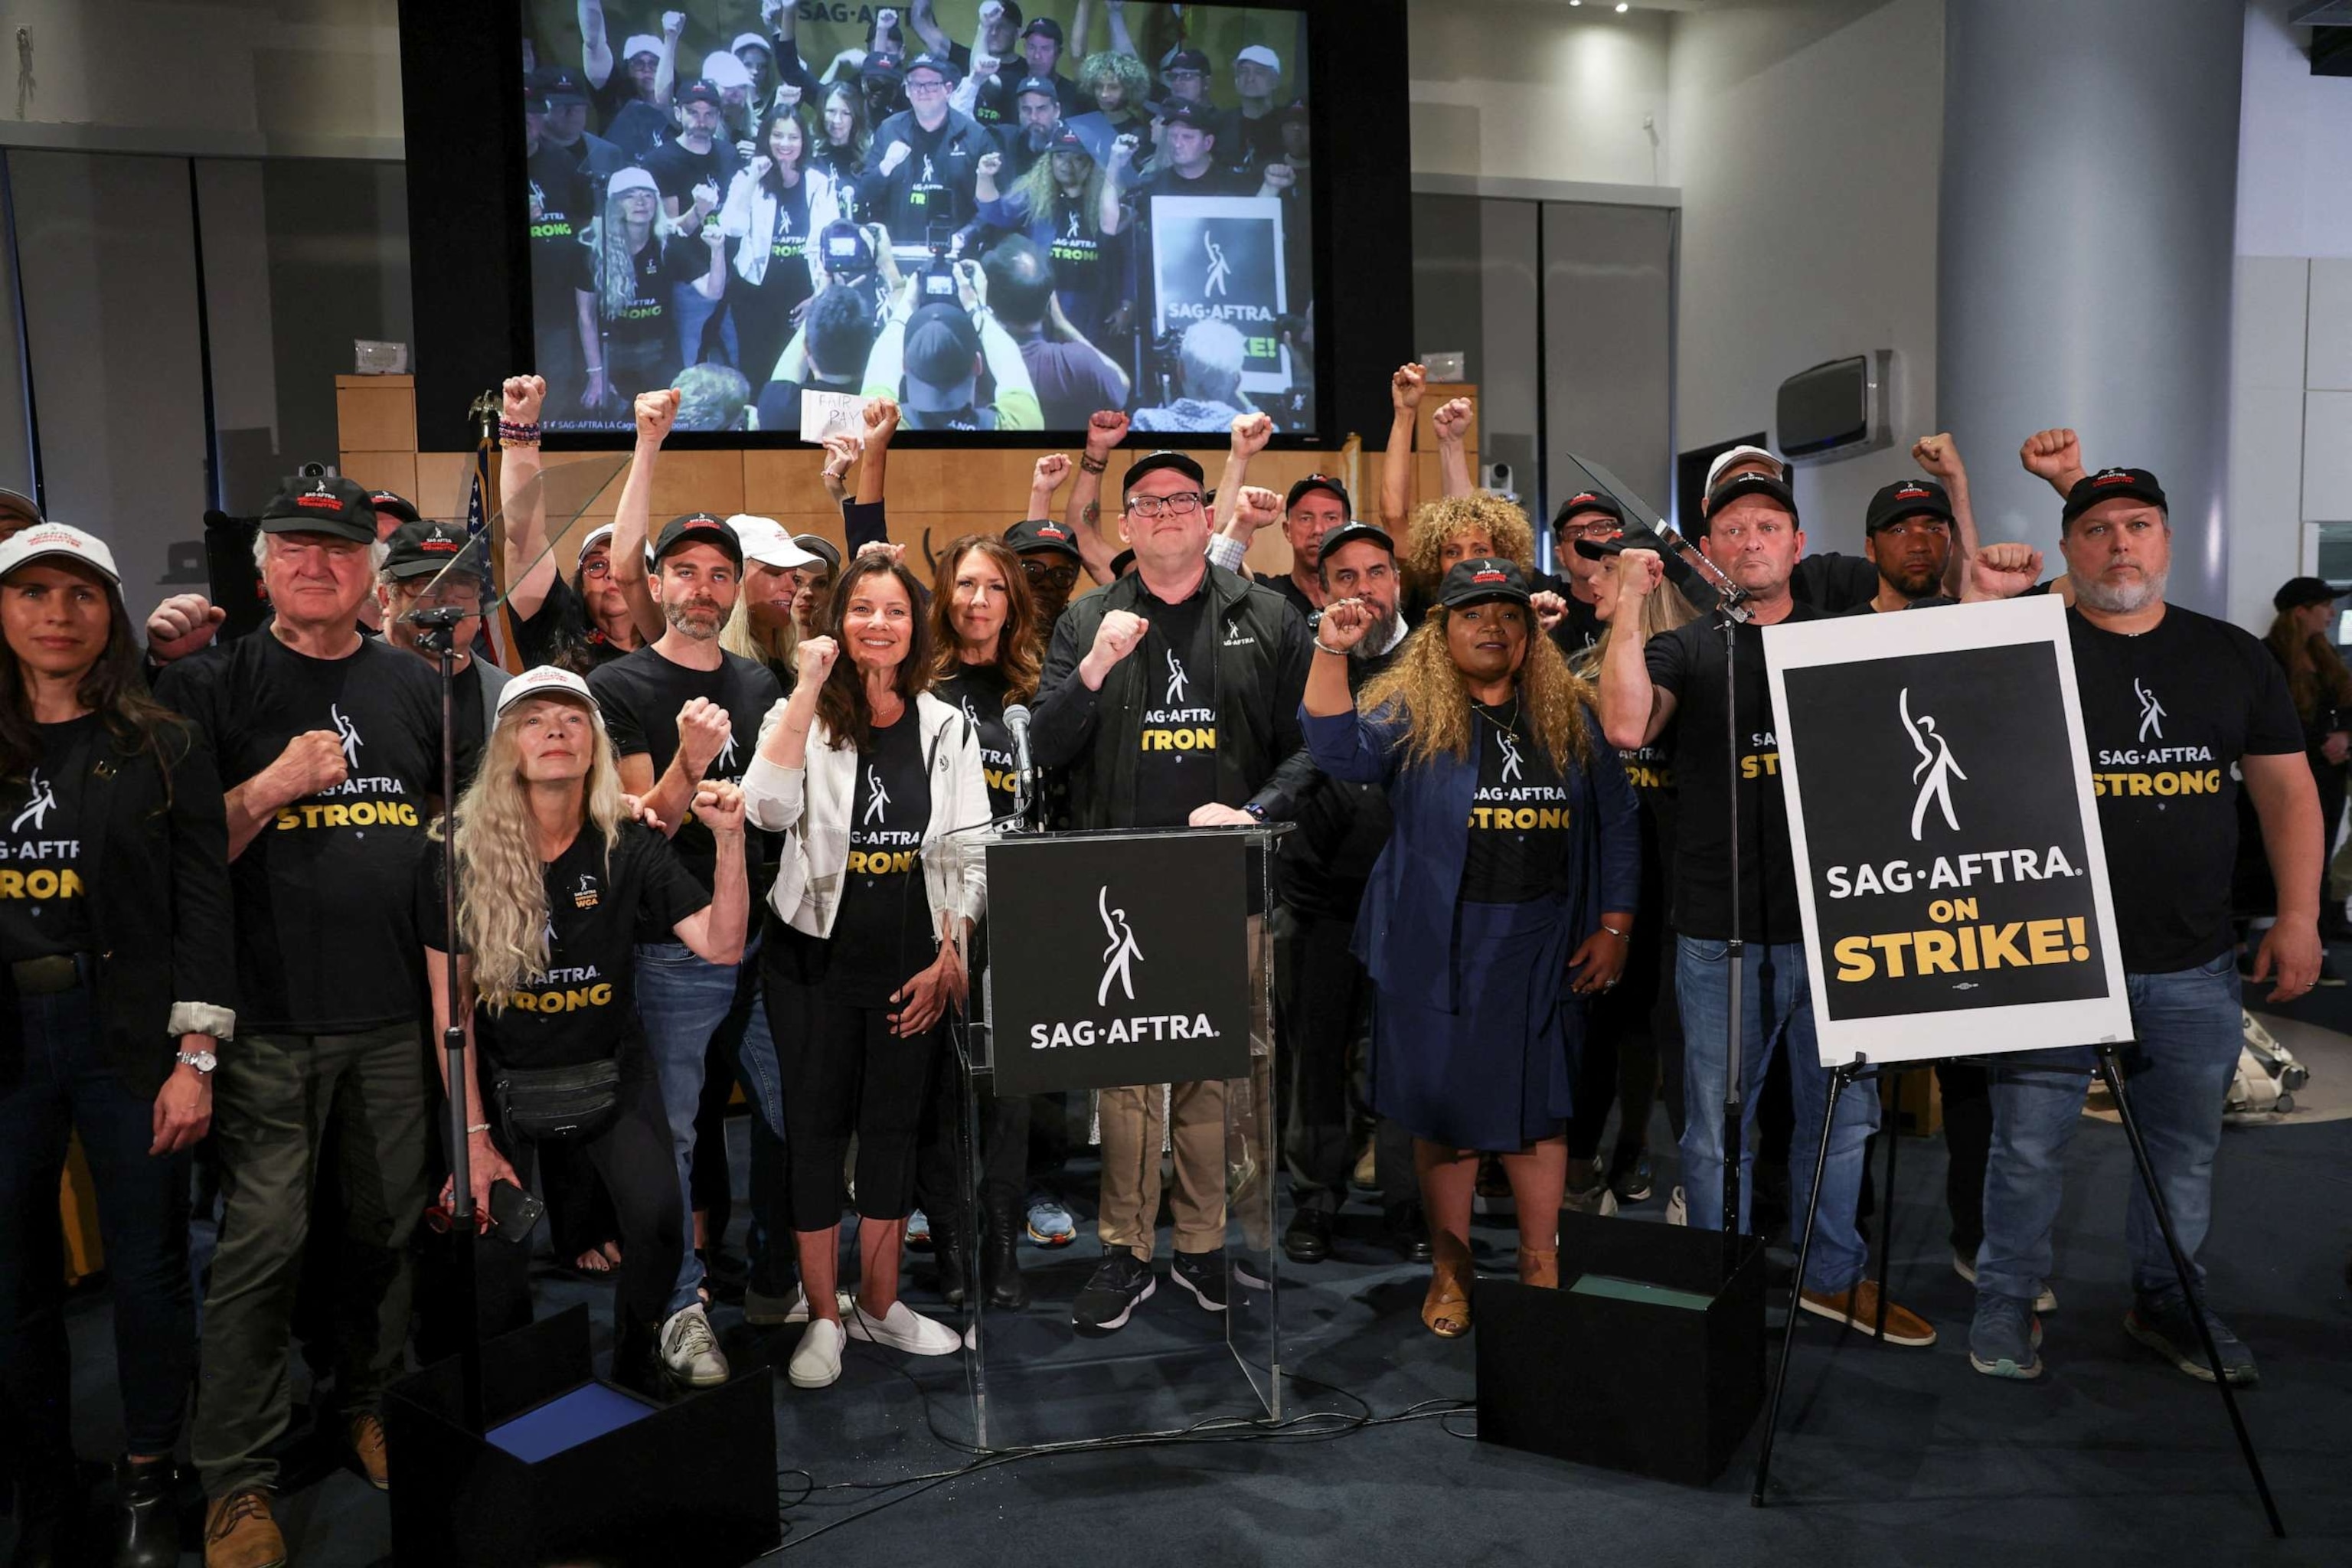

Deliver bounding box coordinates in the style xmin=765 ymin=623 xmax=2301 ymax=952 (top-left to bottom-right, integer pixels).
xmin=495 ymin=665 xmax=606 ymax=726
xmin=732 ymin=32 xmax=773 ymax=57
xmin=1704 ymin=444 xmax=1784 ymax=494
xmin=729 ymin=514 xmax=822 ymax=571
xmin=606 ymin=167 xmax=659 ymax=201
xmin=621 ymin=33 xmax=662 ymax=60
xmin=701 ymin=51 xmax=755 ymax=91
xmin=1235 ymin=44 xmax=1282 ymax=74
xmin=576 ymin=523 xmax=616 ymax=565
xmin=0 ymin=521 xmax=119 ymax=586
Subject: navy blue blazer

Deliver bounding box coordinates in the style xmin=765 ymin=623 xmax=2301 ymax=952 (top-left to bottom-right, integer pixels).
xmin=1302 ymin=701 xmax=1641 ymax=1015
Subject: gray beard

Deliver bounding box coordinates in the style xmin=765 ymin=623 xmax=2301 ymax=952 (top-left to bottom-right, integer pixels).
xmin=1348 ymin=609 xmax=1400 ymax=658
xmin=2073 ymin=565 xmax=2168 ymax=615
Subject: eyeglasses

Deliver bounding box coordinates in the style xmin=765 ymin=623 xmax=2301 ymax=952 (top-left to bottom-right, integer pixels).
xmin=1556 ymin=520 xmax=1622 ymax=543
xmin=1127 ymin=491 xmax=1205 ymax=520
xmin=1023 ymin=560 xmax=1080 ymax=589
xmin=905 ymin=77 xmax=949 ymax=94
xmin=581 ymin=558 xmax=612 ymax=579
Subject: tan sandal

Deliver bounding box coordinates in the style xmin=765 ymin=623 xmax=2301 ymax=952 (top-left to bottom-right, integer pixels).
xmin=1422 ymin=1233 xmax=1475 ymax=1338
xmin=1519 ymin=1246 xmax=1560 ymax=1289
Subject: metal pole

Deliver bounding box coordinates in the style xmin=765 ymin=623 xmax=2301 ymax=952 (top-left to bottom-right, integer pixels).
xmin=1751 ymin=1061 xmax=1847 ymax=1506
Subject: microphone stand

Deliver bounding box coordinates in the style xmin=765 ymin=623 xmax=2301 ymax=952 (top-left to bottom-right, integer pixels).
xmin=1645 ymin=518 xmax=1756 ymax=1272
xmin=410 ymin=602 xmax=484 ymax=1432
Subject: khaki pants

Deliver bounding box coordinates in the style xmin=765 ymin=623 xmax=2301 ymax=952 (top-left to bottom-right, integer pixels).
xmin=1096 ymin=917 xmax=1276 ymax=1260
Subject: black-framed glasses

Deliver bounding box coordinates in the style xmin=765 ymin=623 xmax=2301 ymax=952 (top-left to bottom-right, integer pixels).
xmin=1127 ymin=491 xmax=1205 ymax=519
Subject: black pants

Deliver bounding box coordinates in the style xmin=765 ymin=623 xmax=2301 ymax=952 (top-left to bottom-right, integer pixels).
xmin=477 ymin=1060 xmax=684 ymax=1357
xmin=2314 ymin=756 xmax=2347 ymax=917
xmin=1277 ymin=904 xmax=1416 ymax=1215
xmin=1568 ymin=918 xmax=1664 ymax=1166
xmin=731 ymin=270 xmax=813 ymax=403
xmin=765 ymin=942 xmax=942 ymax=1233
xmin=1936 ymin=1060 xmax=1992 ymax=1256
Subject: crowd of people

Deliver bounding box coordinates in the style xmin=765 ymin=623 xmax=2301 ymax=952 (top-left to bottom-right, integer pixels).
xmin=527 ymin=2 xmax=1315 ymax=435
xmin=0 ymin=351 xmax=2331 ymax=1566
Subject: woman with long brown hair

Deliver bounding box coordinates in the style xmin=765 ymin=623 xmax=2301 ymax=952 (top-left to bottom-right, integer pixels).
xmin=1303 ymin=557 xmax=1638 ymax=1339
xmin=2265 ymin=578 xmax=2352 ymax=959
xmin=0 ymin=523 xmax=233 ymax=1565
xmin=743 ymin=554 xmax=990 ymax=1389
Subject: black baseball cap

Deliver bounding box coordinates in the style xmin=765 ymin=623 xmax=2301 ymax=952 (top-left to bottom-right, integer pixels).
xmin=533 ymin=65 xmax=592 ymax=106
xmin=1437 ymin=557 xmax=1532 ymax=609
xmin=1703 ymin=471 xmax=1800 ymax=525
xmin=1316 ymin=521 xmax=1393 ymax=564
xmin=260 ymin=475 xmax=378 ymax=544
xmin=863 ymin=52 xmax=906 ymax=82
xmin=368 ymin=489 xmax=422 ymax=527
xmin=652 ymin=512 xmax=743 ymax=566
xmin=1048 ymin=126 xmax=1090 ymax=156
xmin=1865 ymin=479 xmax=1954 ymax=534
xmin=1122 ymin=450 xmax=1207 ymax=497
xmin=1004 ymin=517 xmax=1083 ymax=562
xmin=793 ymin=534 xmax=841 ymax=573
xmin=1109 ymin=547 xmax=1136 ymax=577
xmin=1160 ymin=100 xmax=1216 ymax=132
xmin=1014 ymin=74 xmax=1059 ymax=101
xmin=2062 ymin=466 xmax=2168 ymax=526
xmin=383 ymin=520 xmax=480 ymax=581
xmin=1165 ymin=47 xmax=1213 ymax=74
xmin=903 ymin=303 xmax=984 ymax=410
xmin=1019 ymin=17 xmax=1064 ymax=44
xmin=2274 ymin=577 xmax=2347 ymax=612
xmin=1552 ymin=489 xmax=1624 ymax=530
xmin=1573 ymin=523 xmax=1670 ymax=562
xmin=678 ymin=78 xmax=724 ymax=109
xmin=1285 ymin=474 xmax=1351 ymax=515
xmin=901 ymin=52 xmax=959 ymax=84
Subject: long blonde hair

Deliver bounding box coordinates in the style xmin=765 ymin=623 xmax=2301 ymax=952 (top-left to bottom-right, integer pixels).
xmin=1361 ymin=604 xmax=1594 ymax=774
xmin=1578 ymin=560 xmax=1703 ymax=680
xmin=1401 ymin=493 xmax=1537 ymax=594
xmin=722 ymin=567 xmax=800 ymax=671
xmin=448 ymin=696 xmax=628 ymax=1010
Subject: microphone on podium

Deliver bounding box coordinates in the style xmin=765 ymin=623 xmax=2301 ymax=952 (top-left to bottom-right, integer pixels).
xmin=1003 ymin=702 xmax=1038 ymax=828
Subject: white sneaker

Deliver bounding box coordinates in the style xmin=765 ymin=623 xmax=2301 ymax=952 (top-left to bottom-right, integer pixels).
xmin=659 ymin=1302 xmax=730 ymax=1388
xmin=1952 ymin=1250 xmax=2058 ymax=1313
xmin=1665 ymin=1185 xmax=1687 ymax=1227
xmin=845 ymin=1298 xmax=962 ymax=1356
xmin=788 ymin=1318 xmax=844 ymax=1389
xmin=751 ymin=1285 xmax=858 ymax=1327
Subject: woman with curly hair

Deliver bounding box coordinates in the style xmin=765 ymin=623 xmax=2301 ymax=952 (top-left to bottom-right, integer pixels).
xmin=422 ymin=667 xmax=749 ymax=1391
xmin=1400 ymin=492 xmax=1537 ymax=618
xmin=1074 ymin=50 xmax=1152 ymax=142
xmin=1302 ymin=556 xmax=1638 ymax=1338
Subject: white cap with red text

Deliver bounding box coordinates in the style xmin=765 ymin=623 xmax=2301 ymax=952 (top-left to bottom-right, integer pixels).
xmin=495 ymin=664 xmax=607 ymax=727
xmin=0 ymin=521 xmax=120 ymax=586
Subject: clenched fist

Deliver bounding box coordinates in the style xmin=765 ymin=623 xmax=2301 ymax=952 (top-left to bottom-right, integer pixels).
xmin=503 ymin=374 xmax=547 ymax=426
xmin=878 ymin=141 xmax=912 ymax=177
xmin=976 ymin=150 xmax=1003 ymax=181
xmin=268 ymin=730 xmax=349 ymax=803
xmin=1229 ymin=410 xmax=1273 ymax=460
xmin=1911 ymin=431 xmax=1964 ymax=483
xmin=1432 ymin=397 xmax=1474 ymax=444
xmin=145 ymin=593 xmax=225 ymax=664
xmin=1233 ymin=485 xmax=1282 ymax=534
xmin=636 ymin=387 xmax=681 ymax=446
xmin=692 ymin=779 xmax=746 ymax=835
xmin=1963 ymin=542 xmax=2044 ymax=603
xmin=1391 ymin=363 xmax=1426 ymax=413
xmin=1080 ymin=609 xmax=1149 ymax=690
xmin=2020 ymin=427 xmax=2082 ymax=486
xmin=676 ymin=697 xmax=734 ymax=778
xmin=1086 ymin=408 xmax=1131 ymax=457
xmin=1034 ymin=453 xmax=1072 ymax=489
xmin=1614 ymin=547 xmax=1664 ymax=599
xmin=797 ymin=634 xmax=839 ymax=684
xmin=1315 ymin=596 xmax=1377 ymax=652
xmin=863 ymin=396 xmax=902 ymax=440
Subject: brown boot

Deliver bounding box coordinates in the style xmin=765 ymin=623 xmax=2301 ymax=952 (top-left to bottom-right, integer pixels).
xmin=1421 ymin=1230 xmax=1474 ymax=1338
xmin=349 ymin=1412 xmax=390 ymax=1491
xmin=1518 ymin=1246 xmax=1560 ymax=1288
xmin=204 ymin=1489 xmax=287 ymax=1568
xmin=1797 ymin=1279 xmax=1939 ymax=1348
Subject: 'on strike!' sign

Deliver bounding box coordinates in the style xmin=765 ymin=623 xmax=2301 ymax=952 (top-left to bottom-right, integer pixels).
xmin=1765 ymin=594 xmax=2132 ymax=1066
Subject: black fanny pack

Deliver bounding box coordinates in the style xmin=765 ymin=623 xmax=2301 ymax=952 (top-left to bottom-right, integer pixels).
xmin=492 ymin=1059 xmax=621 ymax=1145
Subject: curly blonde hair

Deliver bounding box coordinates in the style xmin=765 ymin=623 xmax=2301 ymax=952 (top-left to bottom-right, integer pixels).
xmin=1401 ymin=493 xmax=1536 ymax=595
xmin=1361 ymin=605 xmax=1595 ymax=774
xmin=445 ymin=694 xmax=627 ymax=1011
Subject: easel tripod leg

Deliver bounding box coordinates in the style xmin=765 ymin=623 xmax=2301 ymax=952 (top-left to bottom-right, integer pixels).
xmin=1874 ymin=1069 xmax=1901 ymax=1341
xmin=2096 ymin=1047 xmax=2285 ymax=1539
xmin=1749 ymin=1063 xmax=1847 ymax=1507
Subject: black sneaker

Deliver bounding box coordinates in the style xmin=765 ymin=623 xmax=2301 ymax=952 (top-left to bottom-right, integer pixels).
xmin=1071 ymin=1252 xmax=1155 ymax=1335
xmin=1171 ymin=1249 xmax=1230 ymax=1312
xmin=1609 ymin=1151 xmax=1654 ymax=1204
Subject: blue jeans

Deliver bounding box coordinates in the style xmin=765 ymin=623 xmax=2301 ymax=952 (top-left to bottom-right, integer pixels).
xmin=1675 ymin=936 xmax=1875 ymax=1293
xmin=636 ymin=934 xmax=783 ymax=1316
xmin=0 ymin=982 xmax=194 ymax=1462
xmin=1977 ymin=952 xmax=2241 ymax=1305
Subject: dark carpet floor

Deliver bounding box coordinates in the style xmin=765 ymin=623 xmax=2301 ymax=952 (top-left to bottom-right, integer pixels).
xmin=20 ymin=1036 xmax=2351 ymax=1568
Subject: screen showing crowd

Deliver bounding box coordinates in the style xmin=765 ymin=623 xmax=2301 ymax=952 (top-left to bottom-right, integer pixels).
xmin=523 ymin=2 xmax=1316 ymax=437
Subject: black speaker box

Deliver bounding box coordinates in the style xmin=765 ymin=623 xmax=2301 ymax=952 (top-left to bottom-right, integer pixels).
xmin=1473 ymin=1213 xmax=1766 ymax=1485
xmin=382 ymin=1306 xmax=779 ymax=1566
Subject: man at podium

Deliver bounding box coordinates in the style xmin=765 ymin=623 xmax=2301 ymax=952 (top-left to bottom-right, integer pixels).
xmin=1031 ymin=449 xmax=1315 ymax=1334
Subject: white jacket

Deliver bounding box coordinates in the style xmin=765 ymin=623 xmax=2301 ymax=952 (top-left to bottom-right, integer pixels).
xmin=739 ymin=691 xmax=990 ymax=942
xmin=719 ymin=164 xmax=841 ymax=289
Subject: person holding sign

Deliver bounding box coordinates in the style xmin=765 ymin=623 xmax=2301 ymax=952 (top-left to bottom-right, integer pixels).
xmin=1302 ymin=557 xmax=1638 ymax=1337
xmin=1965 ymin=467 xmax=2320 ymax=1384
xmin=1597 ymin=472 xmax=1939 ymax=1348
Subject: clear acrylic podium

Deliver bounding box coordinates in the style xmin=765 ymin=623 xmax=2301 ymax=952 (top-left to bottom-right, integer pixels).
xmin=947 ymin=823 xmax=1285 ymax=1451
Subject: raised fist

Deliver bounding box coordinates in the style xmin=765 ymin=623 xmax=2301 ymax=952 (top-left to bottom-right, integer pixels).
xmin=979 ymin=0 xmax=1006 ymax=24
xmin=635 ymin=388 xmax=681 ymax=444
xmin=663 ymin=10 xmax=685 ymax=38
xmin=1965 ymin=541 xmax=2044 ymax=603
xmin=691 ymin=180 xmax=719 ymax=211
xmin=270 ymin=730 xmax=349 ymax=802
xmin=877 ymin=8 xmax=900 ymax=31
xmin=502 ymin=374 xmax=547 ymax=425
xmin=1432 ymin=397 xmax=1474 ymax=444
xmin=778 ymin=81 xmax=803 ymax=109
xmin=1530 ymin=589 xmax=1568 ymax=635
xmin=1316 ymin=596 xmax=1377 ymax=652
xmin=1086 ymin=408 xmax=1131 ymax=456
xmin=1034 ymin=452 xmax=1073 ymax=489
xmin=1234 ymin=485 xmax=1282 ymax=533
xmin=692 ymin=779 xmax=746 ymax=835
xmin=1615 ymin=547 xmax=1664 ymax=599
xmin=750 ymin=155 xmax=775 ymax=183
xmin=1110 ymin=133 xmax=1139 ymax=170
xmin=1390 ymin=363 xmax=1426 ymax=412
xmin=2019 ymin=427 xmax=2082 ymax=485
xmin=676 ymin=697 xmax=733 ymax=778
xmin=878 ymin=140 xmax=912 ymax=177
xmin=145 ymin=594 xmax=225 ymax=664
xmin=797 ymin=634 xmax=840 ymax=684
xmin=977 ymin=150 xmax=1003 ymax=182
xmin=1261 ymin=162 xmax=1295 ymax=193
xmin=1089 ymin=609 xmax=1148 ymax=666
xmin=1230 ymin=410 xmax=1273 ymax=459
xmin=863 ymin=396 xmax=902 ymax=439
xmin=1911 ymin=432 xmax=1963 ymax=483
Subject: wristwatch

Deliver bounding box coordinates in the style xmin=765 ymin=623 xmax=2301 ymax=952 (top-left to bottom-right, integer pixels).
xmin=176 ymin=1048 xmax=218 ymax=1075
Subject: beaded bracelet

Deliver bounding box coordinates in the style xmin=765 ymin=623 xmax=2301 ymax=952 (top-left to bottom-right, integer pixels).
xmin=1079 ymin=453 xmax=1108 ymax=475
xmin=498 ymin=420 xmax=544 ymax=444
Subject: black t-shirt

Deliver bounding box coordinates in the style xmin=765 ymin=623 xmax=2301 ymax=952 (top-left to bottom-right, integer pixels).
xmin=2069 ymin=606 xmax=2302 ymax=972
xmin=821 ymin=711 xmax=935 ymax=1004
xmin=527 ymin=146 xmax=593 ymax=320
xmin=0 ymin=714 xmax=100 ymax=960
xmin=604 ymin=101 xmax=676 ymax=165
xmin=511 ymin=573 xmax=632 ymax=675
xmin=156 ymin=632 xmax=449 ymax=1032
xmin=569 ymin=237 xmax=709 ymax=349
xmin=1278 ymin=638 xmax=1402 ymax=918
xmin=1788 ymin=552 xmax=1882 ymax=615
xmin=1645 ymin=603 xmax=1820 ymax=943
xmin=1459 ymin=702 xmax=1573 ymax=904
xmin=643 ymin=136 xmax=739 ymax=209
xmin=587 ymin=645 xmax=784 ymax=893
xmin=1550 ymin=593 xmax=1605 ymax=662
xmin=1035 ymin=190 xmax=1117 ymax=331
xmin=935 ymin=663 xmax=1017 ymax=818
xmin=1138 ymin=162 xmax=1258 ymax=204
xmin=420 ymin=820 xmax=707 ymax=1070
xmin=1132 ymin=580 xmax=1221 ymax=829
xmin=1252 ymin=571 xmax=1315 ymax=624
xmin=759 ymin=177 xmax=815 ymax=297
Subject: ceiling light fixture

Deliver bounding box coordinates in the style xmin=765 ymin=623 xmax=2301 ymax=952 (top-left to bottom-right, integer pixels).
xmin=1616 ymin=2 xmax=1630 ymax=10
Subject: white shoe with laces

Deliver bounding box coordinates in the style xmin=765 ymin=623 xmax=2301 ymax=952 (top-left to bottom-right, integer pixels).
xmin=658 ymin=1302 xmax=730 ymax=1388
xmin=845 ymin=1298 xmax=963 ymax=1356
xmin=789 ymin=1319 xmax=845 ymax=1389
